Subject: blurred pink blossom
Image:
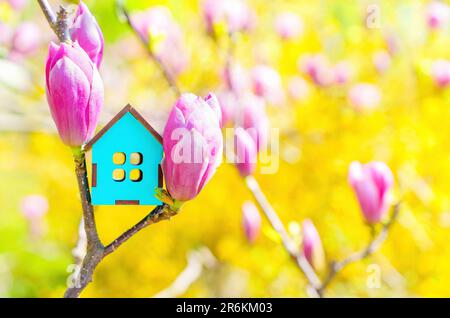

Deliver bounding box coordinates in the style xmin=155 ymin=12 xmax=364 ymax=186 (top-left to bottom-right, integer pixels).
xmin=348 ymin=83 xmax=381 ymax=111
xmin=223 ymin=62 xmax=250 ymax=95
xmin=20 ymin=194 xmax=48 ymax=238
xmin=426 ymin=1 xmax=449 ymax=30
xmin=275 ymin=12 xmax=304 ymax=40
xmin=242 ymin=201 xmax=261 ymax=243
xmin=10 ymin=22 xmax=41 ymax=57
xmin=6 ymin=0 xmax=27 ymax=10
xmin=299 ymin=54 xmax=334 ymax=87
xmin=333 ymin=61 xmax=352 ymax=85
xmin=251 ymin=65 xmax=285 ymax=105
xmin=431 ymin=59 xmax=450 ymax=88
xmin=234 ymin=127 xmax=257 ymax=177
xmin=241 ymin=93 xmax=269 ymax=151
xmin=373 ymin=50 xmax=391 ymax=74
xmin=202 ymin=0 xmax=255 ymax=35
xmin=131 ymin=6 xmax=188 ymax=77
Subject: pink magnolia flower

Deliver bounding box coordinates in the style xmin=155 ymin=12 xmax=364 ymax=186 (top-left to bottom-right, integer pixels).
xmin=202 ymin=0 xmax=255 ymax=35
xmin=234 ymin=127 xmax=257 ymax=177
xmin=223 ymin=62 xmax=250 ymax=95
xmin=162 ymin=93 xmax=223 ymax=201
xmin=242 ymin=201 xmax=261 ymax=243
xmin=275 ymin=12 xmax=304 ymax=40
xmin=348 ymin=161 xmax=394 ymax=224
xmin=20 ymin=194 xmax=48 ymax=238
xmin=333 ymin=61 xmax=352 ymax=85
xmin=217 ymin=90 xmax=237 ymax=126
xmin=241 ymin=93 xmax=269 ymax=151
xmin=7 ymin=0 xmax=27 ymax=10
xmin=430 ymin=59 xmax=450 ymax=88
xmin=69 ymin=1 xmax=104 ymax=68
xmin=131 ymin=6 xmax=188 ymax=77
xmin=302 ymin=219 xmax=325 ymax=272
xmin=288 ymin=76 xmax=309 ymax=101
xmin=10 ymin=22 xmax=41 ymax=56
xmin=204 ymin=92 xmax=223 ymax=127
xmin=348 ymin=83 xmax=381 ymax=111
xmin=251 ymin=65 xmax=285 ymax=105
xmin=373 ymin=50 xmax=391 ymax=74
xmin=45 ymin=42 xmax=104 ymax=147
xmin=20 ymin=195 xmax=48 ymax=220
xmin=426 ymin=1 xmax=449 ymax=30
xmin=299 ymin=54 xmax=334 ymax=87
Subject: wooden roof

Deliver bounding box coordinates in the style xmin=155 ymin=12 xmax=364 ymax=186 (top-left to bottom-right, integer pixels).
xmin=84 ymin=104 xmax=163 ymax=150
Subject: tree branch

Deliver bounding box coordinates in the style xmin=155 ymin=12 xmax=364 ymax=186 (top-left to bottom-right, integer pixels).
xmin=116 ymin=0 xmax=181 ymax=95
xmin=245 ymin=175 xmax=322 ymax=297
xmin=318 ymin=203 xmax=401 ymax=295
xmin=37 ymin=0 xmax=70 ymax=42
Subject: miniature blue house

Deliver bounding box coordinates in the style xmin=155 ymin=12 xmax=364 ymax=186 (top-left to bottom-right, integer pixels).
xmin=85 ymin=104 xmax=163 ymax=206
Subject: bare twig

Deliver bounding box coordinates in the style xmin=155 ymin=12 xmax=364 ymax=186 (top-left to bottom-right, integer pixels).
xmin=37 ymin=0 xmax=70 ymax=42
xmin=72 ymin=218 xmax=87 ymax=266
xmin=115 ymin=0 xmax=181 ymax=95
xmin=245 ymin=175 xmax=322 ymax=297
xmin=318 ymin=203 xmax=400 ymax=295
xmin=153 ymin=247 xmax=217 ymax=298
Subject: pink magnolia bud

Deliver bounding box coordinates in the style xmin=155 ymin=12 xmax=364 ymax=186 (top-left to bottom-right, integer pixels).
xmin=20 ymin=194 xmax=48 ymax=219
xmin=162 ymin=93 xmax=223 ymax=201
xmin=275 ymin=12 xmax=303 ymax=40
xmin=131 ymin=6 xmax=188 ymax=77
xmin=45 ymin=42 xmax=104 ymax=147
xmin=302 ymin=219 xmax=325 ymax=272
xmin=241 ymin=93 xmax=269 ymax=151
xmin=373 ymin=50 xmax=391 ymax=74
xmin=203 ymin=0 xmax=255 ymax=35
xmin=69 ymin=1 xmax=104 ymax=68
xmin=20 ymin=194 xmax=48 ymax=238
xmin=217 ymin=90 xmax=237 ymax=126
xmin=348 ymin=83 xmax=381 ymax=111
xmin=242 ymin=201 xmax=261 ymax=243
xmin=299 ymin=54 xmax=334 ymax=87
xmin=333 ymin=61 xmax=352 ymax=85
xmin=251 ymin=65 xmax=285 ymax=105
xmin=204 ymin=92 xmax=223 ymax=127
xmin=223 ymin=62 xmax=249 ymax=95
xmin=426 ymin=1 xmax=449 ymax=30
xmin=11 ymin=22 xmax=41 ymax=56
xmin=234 ymin=127 xmax=257 ymax=177
xmin=431 ymin=59 xmax=450 ymax=88
xmin=348 ymin=161 xmax=394 ymax=224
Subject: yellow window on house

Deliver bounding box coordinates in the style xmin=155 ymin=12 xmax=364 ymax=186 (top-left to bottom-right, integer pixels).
xmin=113 ymin=152 xmax=126 ymax=165
xmin=130 ymin=169 xmax=142 ymax=182
xmin=112 ymin=169 xmax=125 ymax=181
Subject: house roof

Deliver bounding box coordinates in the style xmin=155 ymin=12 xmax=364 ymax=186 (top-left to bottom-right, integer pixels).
xmin=84 ymin=104 xmax=163 ymax=150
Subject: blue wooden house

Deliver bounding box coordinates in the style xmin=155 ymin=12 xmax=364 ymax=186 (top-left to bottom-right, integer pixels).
xmin=85 ymin=104 xmax=163 ymax=206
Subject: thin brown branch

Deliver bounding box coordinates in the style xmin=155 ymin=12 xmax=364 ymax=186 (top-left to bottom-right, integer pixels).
xmin=245 ymin=175 xmax=322 ymax=297
xmin=318 ymin=203 xmax=401 ymax=295
xmin=37 ymin=0 xmax=71 ymax=42
xmin=37 ymin=0 xmax=56 ymax=26
xmin=116 ymin=0 xmax=181 ymax=95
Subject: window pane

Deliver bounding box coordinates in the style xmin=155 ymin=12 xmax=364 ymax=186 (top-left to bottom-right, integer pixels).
xmin=113 ymin=152 xmax=126 ymax=165
xmin=130 ymin=152 xmax=143 ymax=165
xmin=130 ymin=169 xmax=142 ymax=182
xmin=112 ymin=169 xmax=125 ymax=181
